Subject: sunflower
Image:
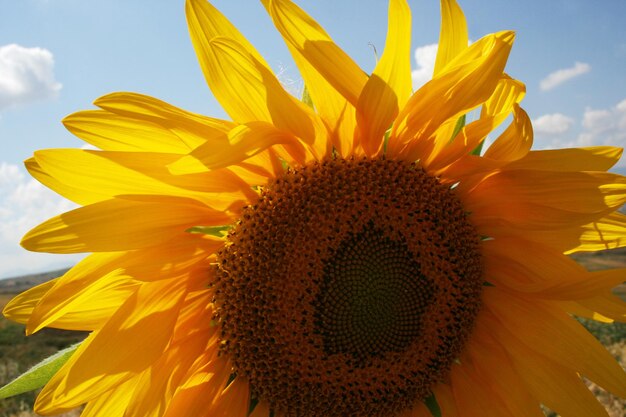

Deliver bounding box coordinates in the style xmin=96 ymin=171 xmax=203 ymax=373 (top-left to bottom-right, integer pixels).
xmin=3 ymin=0 xmax=626 ymax=416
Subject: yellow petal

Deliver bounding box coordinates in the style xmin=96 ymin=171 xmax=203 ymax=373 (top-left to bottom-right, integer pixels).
xmin=426 ymin=113 xmax=501 ymax=171
xmin=25 ymin=253 xmax=139 ymax=334
xmin=485 ymin=312 xmax=611 ymax=417
xmin=505 ymin=146 xmax=623 ymax=172
xmin=125 ymin=331 xmax=216 ymax=417
xmin=25 ymin=157 xmax=94 ymax=206
xmin=557 ymin=300 xmax=614 ymax=323
xmin=189 ymin=36 xmax=272 ymax=123
xmin=32 ymin=273 xmax=136 ymax=334
xmin=185 ymin=0 xmax=274 ymax=115
xmin=210 ymin=37 xmax=328 ymax=157
xmin=434 ymin=0 xmax=468 ymax=76
xmin=397 ymin=401 xmax=432 ymax=417
xmin=168 ymin=122 xmax=305 ymax=168
xmin=577 ymin=292 xmax=626 ymax=322
xmin=79 ymin=377 xmax=137 ymax=417
xmin=259 ymin=1 xmax=359 ymax=157
xmin=514 ymin=361 xmax=610 ymax=417
xmin=2 ymin=279 xmax=57 ymax=324
xmin=482 ymin=75 xmax=526 ymax=116
xmin=540 ymin=269 xmax=626 ymax=301
xmin=483 ymin=104 xmax=533 ymax=161
xmin=230 ymin=148 xmax=283 ymax=183
xmin=169 ymin=120 xmax=305 ymax=172
xmin=467 ymin=322 xmax=554 ymax=417
xmin=389 ymin=31 xmax=514 ymax=161
xmin=171 ymin=290 xmax=215 ymax=343
xmin=93 ymin=92 xmax=233 ymax=150
xmin=262 ymin=0 xmax=367 ymax=106
xmin=433 ymin=152 xmax=500 ymax=182
xmin=470 ymin=200 xmax=607 ymax=234
xmin=464 ymin=170 xmax=626 ymax=216
xmin=162 ymin=354 xmax=232 ymax=417
xmin=63 ymin=110 xmax=193 ymax=153
xmin=482 ymin=237 xmax=626 ymax=299
xmin=33 ymin=149 xmax=252 ymax=210
xmin=25 ymin=236 xmax=218 ymax=333
xmin=35 ymin=278 xmax=187 ymax=414
xmin=485 ymin=289 xmax=626 ymax=398
xmin=261 ymin=6 xmax=356 ymax=157
xmin=524 ymin=211 xmax=626 ymax=253
xmin=120 ymin=234 xmax=223 ymax=283
xmin=207 ymin=376 xmax=250 ymax=417
xmin=21 ymin=197 xmax=231 ymax=253
xmin=432 ymin=383 xmax=458 ymax=417
xmin=427 ymin=76 xmax=526 ymax=168
xmin=449 ymin=362 xmax=512 ymax=417
xmin=356 ymin=0 xmax=411 ymax=156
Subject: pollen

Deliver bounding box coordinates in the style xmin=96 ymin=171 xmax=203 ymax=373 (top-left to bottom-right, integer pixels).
xmin=213 ymin=157 xmax=483 ymax=417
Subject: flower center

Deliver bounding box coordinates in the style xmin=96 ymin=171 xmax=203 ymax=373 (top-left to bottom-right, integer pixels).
xmin=316 ymin=224 xmax=434 ymax=363
xmin=214 ymin=157 xmax=483 ymax=417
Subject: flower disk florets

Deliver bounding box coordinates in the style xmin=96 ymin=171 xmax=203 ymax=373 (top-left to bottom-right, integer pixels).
xmin=214 ymin=157 xmax=483 ymax=417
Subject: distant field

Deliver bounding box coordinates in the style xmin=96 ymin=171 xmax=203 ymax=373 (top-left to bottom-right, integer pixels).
xmin=0 ymin=250 xmax=624 ymax=417
xmin=0 ymin=293 xmax=85 ymax=417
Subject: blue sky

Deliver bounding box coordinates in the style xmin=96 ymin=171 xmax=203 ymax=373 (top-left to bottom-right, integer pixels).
xmin=1 ymin=0 xmax=625 ymax=278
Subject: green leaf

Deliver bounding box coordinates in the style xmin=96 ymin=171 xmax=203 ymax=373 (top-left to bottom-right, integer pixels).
xmin=0 ymin=342 xmax=80 ymax=399
xmin=450 ymin=114 xmax=466 ymax=142
xmin=186 ymin=225 xmax=231 ymax=237
xmin=425 ymin=394 xmax=442 ymax=417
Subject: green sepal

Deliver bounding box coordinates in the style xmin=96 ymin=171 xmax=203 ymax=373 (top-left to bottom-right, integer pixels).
xmin=186 ymin=225 xmax=231 ymax=237
xmin=450 ymin=114 xmax=466 ymax=142
xmin=470 ymin=140 xmax=485 ymax=156
xmin=450 ymin=113 xmax=485 ymax=155
xmin=0 ymin=342 xmax=80 ymax=399
xmin=425 ymin=394 xmax=442 ymax=417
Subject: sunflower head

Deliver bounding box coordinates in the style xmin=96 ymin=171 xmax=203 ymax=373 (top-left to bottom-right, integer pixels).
xmin=213 ymin=157 xmax=484 ymax=416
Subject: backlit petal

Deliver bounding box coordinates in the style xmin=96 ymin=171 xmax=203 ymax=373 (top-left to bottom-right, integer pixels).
xmin=2 ymin=279 xmax=57 ymax=324
xmin=94 ymin=92 xmax=233 ymax=150
xmin=505 ymin=146 xmax=623 ymax=172
xmin=33 ymin=149 xmax=252 ymax=209
xmin=486 ymin=312 xmax=611 ymax=417
xmin=485 ymin=289 xmax=626 ymax=398
xmin=63 ymin=110 xmax=193 ymax=153
xmin=356 ymin=0 xmax=412 ymax=156
xmin=434 ymin=0 xmax=468 ymax=76
xmin=483 ymin=104 xmax=533 ymax=161
xmin=389 ymin=31 xmax=514 ymax=161
xmin=21 ymin=197 xmax=231 ymax=253
xmin=35 ymin=278 xmax=187 ymax=414
xmin=262 ymin=0 xmax=367 ymax=106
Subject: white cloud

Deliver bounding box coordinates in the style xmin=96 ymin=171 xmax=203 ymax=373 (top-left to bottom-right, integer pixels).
xmin=0 ymin=44 xmax=62 ymax=110
xmin=536 ymin=99 xmax=626 ymax=168
xmin=575 ymin=99 xmax=626 ymax=150
xmin=532 ymin=113 xmax=575 ymax=135
xmin=539 ymin=62 xmax=591 ymax=91
xmin=411 ymin=43 xmax=438 ymax=90
xmin=0 ymin=162 xmax=81 ymax=278
xmin=581 ymin=108 xmax=612 ymax=131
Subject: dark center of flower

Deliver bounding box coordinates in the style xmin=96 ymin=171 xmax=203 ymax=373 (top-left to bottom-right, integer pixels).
xmin=213 ymin=157 xmax=483 ymax=417
xmin=316 ymin=224 xmax=434 ymax=362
